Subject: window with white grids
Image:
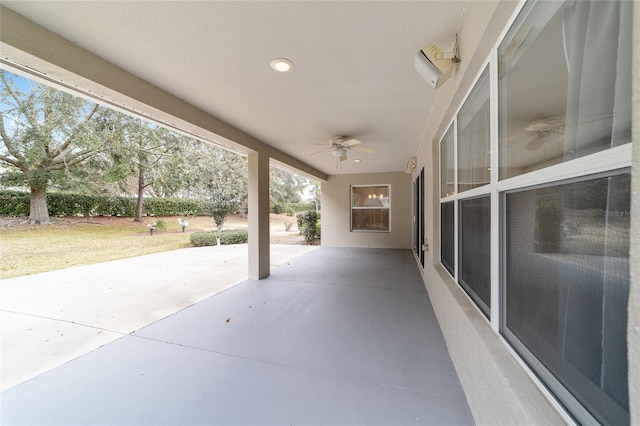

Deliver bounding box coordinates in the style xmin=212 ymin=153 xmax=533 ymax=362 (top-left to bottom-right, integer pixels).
xmin=438 ymin=0 xmax=632 ymax=423
xmin=350 ymin=185 xmax=390 ymax=232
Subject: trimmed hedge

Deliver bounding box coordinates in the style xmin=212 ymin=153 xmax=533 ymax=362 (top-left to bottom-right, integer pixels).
xmin=0 ymin=190 xmax=315 ymax=219
xmin=47 ymin=193 xmax=137 ymax=217
xmin=0 ymin=190 xmax=205 ymax=217
xmin=286 ymin=202 xmax=315 ymax=213
xmin=189 ymin=229 xmax=249 ymax=247
xmin=143 ymin=198 xmax=203 ymax=217
xmin=0 ymin=191 xmax=30 ymax=216
xmin=270 ymin=202 xmax=315 ymax=215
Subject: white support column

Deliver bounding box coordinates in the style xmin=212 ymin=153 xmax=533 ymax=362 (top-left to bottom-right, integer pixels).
xmin=248 ymin=151 xmax=270 ymax=280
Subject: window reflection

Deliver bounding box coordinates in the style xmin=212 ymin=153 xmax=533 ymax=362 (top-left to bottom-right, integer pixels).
xmin=498 ymin=1 xmax=632 ymax=179
xmin=351 ymin=185 xmax=390 ymax=232
xmin=458 ymin=67 xmax=490 ymax=192
xmin=440 ymin=126 xmax=455 ymax=197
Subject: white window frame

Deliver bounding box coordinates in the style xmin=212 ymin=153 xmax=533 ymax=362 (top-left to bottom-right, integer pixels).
xmin=350 ymin=184 xmax=391 ymax=232
xmin=436 ymin=0 xmax=633 ymax=423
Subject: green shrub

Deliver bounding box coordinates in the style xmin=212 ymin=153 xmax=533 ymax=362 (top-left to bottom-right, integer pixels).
xmin=143 ymin=197 xmax=204 ymax=216
xmin=285 ymin=207 xmax=295 ymax=216
xmin=0 ymin=191 xmax=30 ymax=216
xmin=189 ymin=229 xmax=249 ymax=247
xmin=271 ymin=203 xmax=284 ymax=214
xmin=190 ymin=232 xmax=216 ymax=247
xmin=0 ymin=191 xmax=205 ymax=218
xmin=296 ymin=212 xmax=304 ymax=234
xmin=298 ymin=209 xmax=320 ymax=245
xmin=286 ymin=202 xmax=315 ymax=213
xmin=219 ymin=229 xmax=249 ymax=245
xmin=155 ymin=219 xmax=167 ymax=231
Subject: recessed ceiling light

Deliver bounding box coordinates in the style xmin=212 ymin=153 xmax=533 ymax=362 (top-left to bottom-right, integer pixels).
xmin=270 ymin=58 xmax=293 ymax=72
xmin=353 ymin=159 xmax=361 ymax=163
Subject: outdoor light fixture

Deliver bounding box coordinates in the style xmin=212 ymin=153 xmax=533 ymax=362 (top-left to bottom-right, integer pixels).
xmin=270 ymin=58 xmax=293 ymax=72
xmin=405 ymin=157 xmax=417 ymax=173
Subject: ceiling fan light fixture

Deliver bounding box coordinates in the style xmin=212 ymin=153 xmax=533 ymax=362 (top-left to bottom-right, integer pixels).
xmin=332 ymin=147 xmax=347 ymax=157
xmin=270 ymin=58 xmax=293 ymax=72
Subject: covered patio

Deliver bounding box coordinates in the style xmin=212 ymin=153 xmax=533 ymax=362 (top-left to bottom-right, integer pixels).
xmin=1 ymin=1 xmax=638 ymax=424
xmin=0 ymin=247 xmax=472 ymax=425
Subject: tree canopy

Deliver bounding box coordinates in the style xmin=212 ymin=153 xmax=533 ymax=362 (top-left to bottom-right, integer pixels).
xmin=0 ymin=70 xmax=316 ymax=225
xmin=0 ymin=70 xmax=108 ymax=223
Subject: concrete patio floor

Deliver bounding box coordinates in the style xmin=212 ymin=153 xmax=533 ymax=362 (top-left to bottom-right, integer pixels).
xmin=1 ymin=247 xmax=473 ymax=425
xmin=0 ymin=244 xmax=317 ymax=391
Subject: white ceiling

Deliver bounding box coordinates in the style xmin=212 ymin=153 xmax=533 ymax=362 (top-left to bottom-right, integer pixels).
xmin=2 ymin=1 xmax=467 ymax=176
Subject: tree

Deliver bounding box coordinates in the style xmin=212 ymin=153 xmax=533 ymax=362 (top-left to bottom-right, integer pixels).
xmin=86 ymin=113 xmax=187 ymax=221
xmin=0 ymin=70 xmax=107 ymax=223
xmin=143 ymin=133 xmax=202 ymax=199
xmin=269 ymin=167 xmax=307 ymax=205
xmin=196 ymin=148 xmax=247 ymax=231
xmin=124 ymin=120 xmax=184 ymax=221
xmin=46 ymin=107 xmax=127 ymax=196
xmin=310 ymin=180 xmax=321 ymax=211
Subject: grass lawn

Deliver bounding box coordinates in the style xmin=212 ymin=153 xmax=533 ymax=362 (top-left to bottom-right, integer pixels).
xmin=0 ymin=214 xmax=302 ymax=279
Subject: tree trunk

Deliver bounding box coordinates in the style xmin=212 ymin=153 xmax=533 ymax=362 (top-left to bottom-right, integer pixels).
xmin=29 ymin=186 xmax=51 ymax=224
xmin=134 ymin=169 xmax=144 ymax=222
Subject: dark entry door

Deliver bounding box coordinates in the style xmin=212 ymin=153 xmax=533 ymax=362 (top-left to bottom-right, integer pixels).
xmin=413 ymin=167 xmax=425 ymax=267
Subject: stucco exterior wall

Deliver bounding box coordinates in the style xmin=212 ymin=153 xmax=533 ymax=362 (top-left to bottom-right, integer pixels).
xmin=415 ymin=1 xmax=568 ymax=424
xmin=321 ymin=172 xmax=411 ymax=249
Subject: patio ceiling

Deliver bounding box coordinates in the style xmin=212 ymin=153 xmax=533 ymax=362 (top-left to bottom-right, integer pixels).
xmin=0 ymin=1 xmax=467 ymax=176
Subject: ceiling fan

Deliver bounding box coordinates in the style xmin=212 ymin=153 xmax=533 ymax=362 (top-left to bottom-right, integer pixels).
xmin=311 ymin=136 xmax=376 ymax=168
xmin=523 ymin=116 xmax=565 ymax=151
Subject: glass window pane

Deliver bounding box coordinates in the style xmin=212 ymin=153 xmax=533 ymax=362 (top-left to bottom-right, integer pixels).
xmin=498 ymin=1 xmax=632 ymax=179
xmin=351 ymin=185 xmax=390 ymax=232
xmin=504 ymin=172 xmax=630 ymax=425
xmin=441 ymin=201 xmax=455 ymax=275
xmin=440 ymin=125 xmax=455 ymax=197
xmin=459 ymin=196 xmax=491 ymax=317
xmin=458 ymin=67 xmax=490 ymax=192
xmin=351 ymin=209 xmax=389 ymax=232
xmin=352 ymin=185 xmax=389 ymax=208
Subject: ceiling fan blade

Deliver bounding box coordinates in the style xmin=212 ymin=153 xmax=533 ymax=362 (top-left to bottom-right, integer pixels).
xmin=524 ymin=135 xmax=544 ymax=151
xmin=339 ymin=154 xmax=348 ymax=161
xmin=309 ymin=147 xmax=329 ymax=156
xmin=351 ymin=146 xmax=375 ymax=154
xmin=342 ymin=138 xmax=361 ymax=147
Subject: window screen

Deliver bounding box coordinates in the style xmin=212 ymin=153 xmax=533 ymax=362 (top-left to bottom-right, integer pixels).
xmin=459 ymin=196 xmax=491 ymax=317
xmin=441 ymin=201 xmax=455 ymax=275
xmin=503 ymin=172 xmax=630 ymax=425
